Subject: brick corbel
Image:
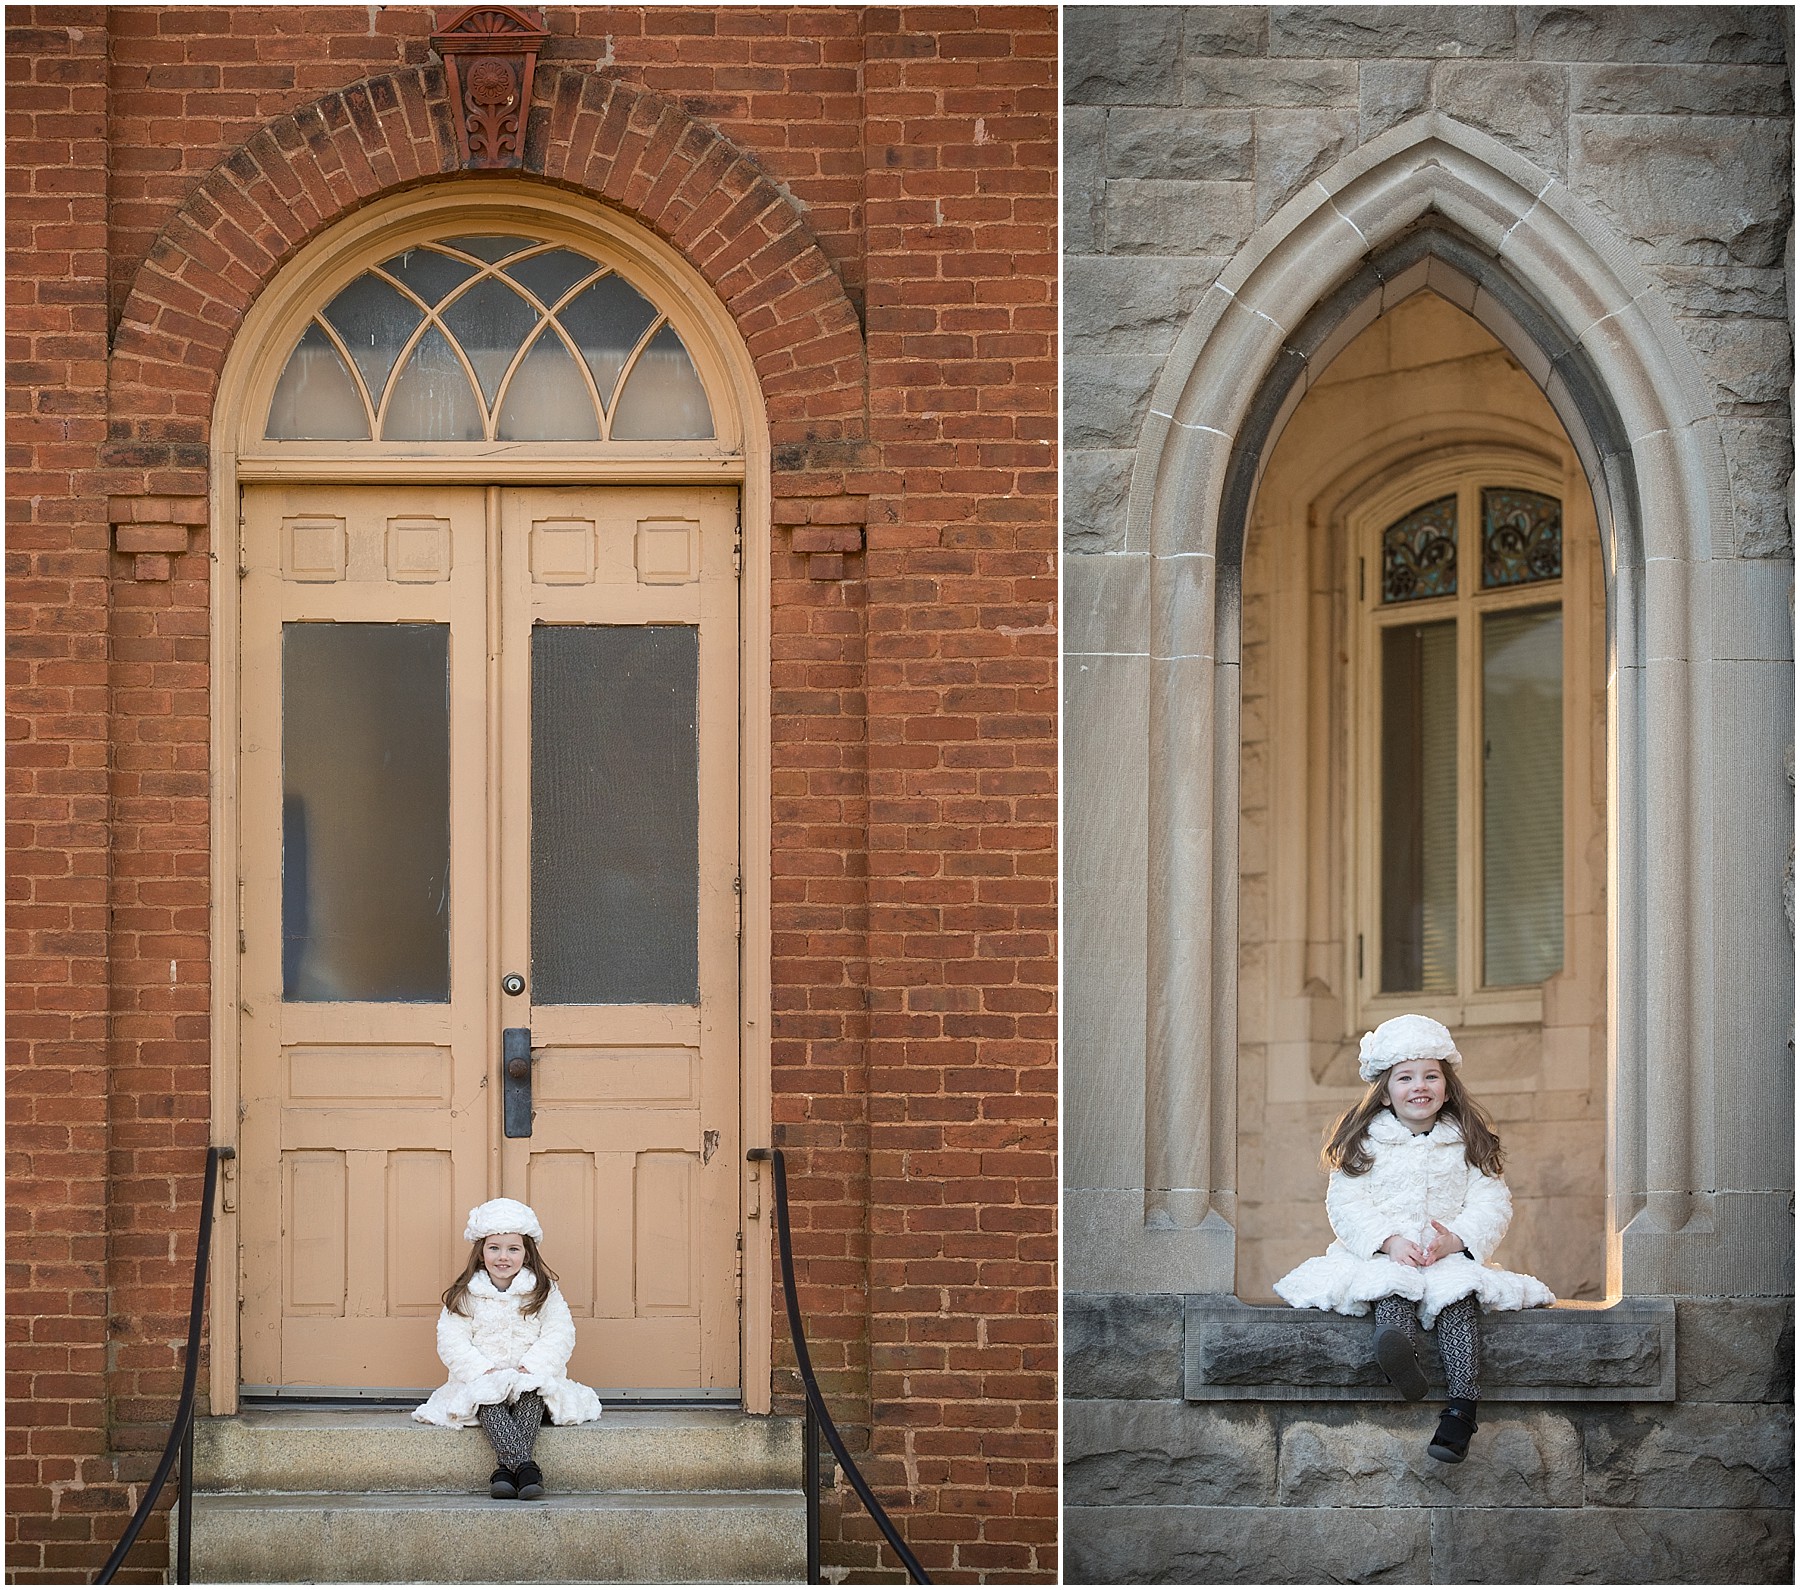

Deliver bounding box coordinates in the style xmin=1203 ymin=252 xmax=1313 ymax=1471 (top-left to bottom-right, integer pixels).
xmin=110 ymin=495 xmax=206 ymax=581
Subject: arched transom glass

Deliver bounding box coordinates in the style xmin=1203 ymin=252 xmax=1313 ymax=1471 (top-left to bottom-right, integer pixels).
xmin=266 ymin=233 xmax=715 ymax=443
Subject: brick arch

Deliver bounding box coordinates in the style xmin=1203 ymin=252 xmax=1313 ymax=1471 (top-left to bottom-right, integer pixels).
xmin=109 ymin=62 xmax=866 ymax=458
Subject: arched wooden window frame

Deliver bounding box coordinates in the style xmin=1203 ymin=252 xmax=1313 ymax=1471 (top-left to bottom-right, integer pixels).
xmin=208 ymin=181 xmax=775 ymax=1414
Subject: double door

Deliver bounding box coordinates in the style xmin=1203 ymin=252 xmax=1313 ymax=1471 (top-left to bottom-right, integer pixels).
xmin=238 ymin=483 xmax=740 ymax=1397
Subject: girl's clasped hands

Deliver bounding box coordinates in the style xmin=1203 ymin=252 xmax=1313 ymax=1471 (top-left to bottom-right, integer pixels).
xmin=1380 ymin=1219 xmax=1467 ymax=1269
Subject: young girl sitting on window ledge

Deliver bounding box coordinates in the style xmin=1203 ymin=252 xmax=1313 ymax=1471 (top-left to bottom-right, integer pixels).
xmin=1274 ymin=1013 xmax=1554 ymax=1464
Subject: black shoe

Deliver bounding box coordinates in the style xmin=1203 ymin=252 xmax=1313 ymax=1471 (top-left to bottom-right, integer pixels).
xmin=488 ymin=1466 xmax=518 ymax=1499
xmin=1374 ymin=1325 xmax=1427 ymax=1401
xmin=1427 ymin=1399 xmax=1479 ymax=1464
xmin=514 ymin=1460 xmax=545 ymax=1500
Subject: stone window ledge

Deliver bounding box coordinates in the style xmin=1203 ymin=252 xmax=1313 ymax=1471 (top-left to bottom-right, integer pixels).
xmin=1183 ymin=1297 xmax=1675 ymax=1403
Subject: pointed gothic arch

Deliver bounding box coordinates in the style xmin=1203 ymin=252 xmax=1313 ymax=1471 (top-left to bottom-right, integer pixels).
xmin=1128 ymin=113 xmax=1754 ymax=1301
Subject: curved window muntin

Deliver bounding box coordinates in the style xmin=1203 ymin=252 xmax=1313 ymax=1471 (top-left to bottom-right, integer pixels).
xmin=1347 ymin=446 xmax=1574 ymax=1033
xmin=238 ymin=194 xmax=743 ymax=462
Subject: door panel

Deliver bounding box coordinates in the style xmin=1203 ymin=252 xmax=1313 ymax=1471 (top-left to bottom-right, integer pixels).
xmin=239 ymin=483 xmax=739 ymax=1396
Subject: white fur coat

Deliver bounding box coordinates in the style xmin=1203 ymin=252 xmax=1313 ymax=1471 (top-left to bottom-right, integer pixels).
xmin=1273 ymin=1111 xmax=1554 ymax=1328
xmin=412 ymin=1269 xmax=603 ymax=1429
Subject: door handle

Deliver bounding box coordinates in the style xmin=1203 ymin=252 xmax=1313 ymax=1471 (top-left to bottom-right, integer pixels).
xmin=502 ymin=1027 xmax=533 ymax=1138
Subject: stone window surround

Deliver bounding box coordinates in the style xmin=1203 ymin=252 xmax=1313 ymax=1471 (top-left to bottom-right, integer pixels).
xmin=1109 ymin=114 xmax=1787 ymax=1304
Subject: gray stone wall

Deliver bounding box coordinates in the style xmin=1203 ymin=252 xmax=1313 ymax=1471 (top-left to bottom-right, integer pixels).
xmin=1064 ymin=7 xmax=1794 ymax=1583
xmin=1065 ymin=1295 xmax=1794 ymax=1584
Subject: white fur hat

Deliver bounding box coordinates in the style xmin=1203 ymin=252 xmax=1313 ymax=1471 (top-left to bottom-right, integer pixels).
xmin=463 ymin=1197 xmax=542 ymax=1243
xmin=1358 ymin=1013 xmax=1461 ymax=1083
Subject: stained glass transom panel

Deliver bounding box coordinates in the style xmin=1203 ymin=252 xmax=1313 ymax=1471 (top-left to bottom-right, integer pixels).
xmin=1381 ymin=496 xmax=1457 ymax=604
xmin=1482 ymin=489 xmax=1562 ymax=589
xmin=266 ymin=234 xmax=716 ymax=444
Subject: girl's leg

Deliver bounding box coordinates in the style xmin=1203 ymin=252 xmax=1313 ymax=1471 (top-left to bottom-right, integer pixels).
xmin=477 ymin=1398 xmax=534 ymax=1471
xmin=1432 ymin=1295 xmax=1481 ymax=1401
xmin=1372 ymin=1295 xmax=1427 ymax=1400
xmin=508 ymin=1392 xmax=546 ymax=1461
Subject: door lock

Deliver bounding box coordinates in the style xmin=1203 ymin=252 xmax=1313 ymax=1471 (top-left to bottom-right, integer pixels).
xmin=501 ymin=972 xmax=525 ymax=997
xmin=502 ymin=1027 xmax=534 ymax=1137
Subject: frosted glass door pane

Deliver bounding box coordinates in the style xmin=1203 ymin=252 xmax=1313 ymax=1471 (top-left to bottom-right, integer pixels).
xmin=1380 ymin=621 xmax=1458 ymax=993
xmin=282 ymin=624 xmax=450 ymax=1002
xmin=1483 ymin=607 xmax=1564 ymax=986
xmin=532 ymin=626 xmax=700 ymax=1005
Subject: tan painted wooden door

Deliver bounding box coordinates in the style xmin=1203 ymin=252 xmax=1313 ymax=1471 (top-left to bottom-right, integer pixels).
xmin=239 ymin=483 xmax=740 ymax=1397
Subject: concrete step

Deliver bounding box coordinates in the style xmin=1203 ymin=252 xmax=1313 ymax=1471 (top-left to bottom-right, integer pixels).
xmin=194 ymin=1406 xmax=803 ymax=1494
xmin=184 ymin=1490 xmax=806 ymax=1584
xmin=184 ymin=1408 xmax=807 ymax=1583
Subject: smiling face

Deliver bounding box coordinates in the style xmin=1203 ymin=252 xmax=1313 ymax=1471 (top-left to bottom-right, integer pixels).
xmin=481 ymin=1232 xmax=527 ymax=1288
xmin=1385 ymin=1059 xmax=1447 ymax=1133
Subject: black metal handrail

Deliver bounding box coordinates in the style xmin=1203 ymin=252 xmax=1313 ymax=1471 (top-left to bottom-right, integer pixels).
xmin=748 ymin=1147 xmax=931 ymax=1586
xmin=97 ymin=1144 xmax=233 ymax=1585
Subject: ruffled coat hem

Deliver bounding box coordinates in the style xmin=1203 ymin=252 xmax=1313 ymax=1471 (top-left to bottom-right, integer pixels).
xmin=1273 ymin=1247 xmax=1554 ymax=1329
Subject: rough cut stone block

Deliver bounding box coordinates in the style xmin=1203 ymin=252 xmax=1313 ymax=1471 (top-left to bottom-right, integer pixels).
xmin=1674 ymin=1299 xmax=1793 ymax=1402
xmin=1571 ymin=61 xmax=1792 ymax=116
xmin=1585 ymin=1403 xmax=1795 ymax=1508
xmin=1269 ymin=6 xmax=1518 ymax=58
xmin=1429 ymin=1504 xmax=1793 ymax=1585
xmin=1065 ymin=1399 xmax=1277 ymax=1507
xmin=1066 ymin=6 xmax=1182 ymax=105
xmin=1105 ymin=178 xmax=1256 ymax=257
xmin=1433 ymin=60 xmax=1570 ymax=175
xmin=1063 ymin=354 xmax=1165 ymax=452
xmin=1066 ymin=1503 xmax=1433 ymax=1585
xmin=1180 ymin=6 xmax=1268 ymax=58
xmin=1360 ymin=58 xmax=1430 ymax=141
xmin=1674 ymin=314 xmax=1794 ymax=409
xmin=1649 ymin=264 xmax=1789 ymax=321
xmin=1106 ymin=108 xmax=1254 ymax=182
xmin=1064 ymin=257 xmax=1228 ymax=357
xmin=1253 ymin=108 xmax=1358 ymax=224
xmin=1184 ymin=1297 xmax=1676 ymax=1401
xmin=1277 ymin=1405 xmax=1583 ymax=1508
xmin=1181 ymin=57 xmax=1358 ymax=109
xmin=1065 ymin=1293 xmax=1185 ymax=1401
xmin=1571 ymin=116 xmax=1791 ymax=267
xmin=1065 ymin=450 xmax=1135 ymax=554
xmin=1520 ymin=5 xmax=1788 ymax=65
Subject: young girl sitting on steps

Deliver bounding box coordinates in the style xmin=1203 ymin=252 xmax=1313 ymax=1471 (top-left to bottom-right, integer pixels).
xmin=413 ymin=1198 xmax=602 ymax=1498
xmin=1274 ymin=1014 xmax=1554 ymax=1464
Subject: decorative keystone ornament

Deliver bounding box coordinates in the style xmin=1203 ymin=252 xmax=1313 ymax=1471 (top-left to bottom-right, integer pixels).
xmin=431 ymin=4 xmax=549 ymax=170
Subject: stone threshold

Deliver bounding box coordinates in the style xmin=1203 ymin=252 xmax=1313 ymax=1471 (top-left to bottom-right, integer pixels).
xmin=1185 ymin=1297 xmax=1674 ymax=1402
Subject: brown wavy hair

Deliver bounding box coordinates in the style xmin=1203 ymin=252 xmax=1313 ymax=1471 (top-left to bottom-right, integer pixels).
xmin=1323 ymin=1062 xmax=1504 ymax=1178
xmin=442 ymin=1232 xmax=558 ymax=1318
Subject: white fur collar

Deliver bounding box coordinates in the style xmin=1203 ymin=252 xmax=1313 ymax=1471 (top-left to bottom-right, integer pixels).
xmin=1367 ymin=1109 xmax=1464 ymax=1147
xmin=469 ymin=1267 xmax=537 ymax=1299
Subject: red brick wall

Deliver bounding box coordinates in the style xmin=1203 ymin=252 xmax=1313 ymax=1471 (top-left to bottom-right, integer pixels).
xmin=6 ymin=8 xmax=1056 ymax=1582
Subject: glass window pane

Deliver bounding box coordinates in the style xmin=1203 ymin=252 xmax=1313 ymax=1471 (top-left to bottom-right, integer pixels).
xmin=441 ymin=234 xmax=536 ymax=264
xmin=382 ymin=324 xmax=484 ymax=441
xmin=266 ymin=322 xmax=370 ymax=440
xmin=1482 ymin=488 xmax=1562 ymax=589
xmin=1382 ymin=495 xmax=1457 ymax=604
xmin=283 ymin=624 xmax=450 ymax=1002
xmin=1380 ymin=620 xmax=1458 ymax=992
xmin=1483 ymin=607 xmax=1564 ymax=986
xmin=613 ymin=323 xmax=716 ymax=440
xmin=378 ymin=247 xmax=478 ymax=307
xmin=321 ymin=272 xmax=423 ymax=411
xmin=531 ymin=625 xmax=700 ymax=1005
xmin=558 ymin=275 xmax=659 ymax=412
xmin=496 ymin=330 xmax=600 ymax=442
xmin=441 ymin=276 xmax=542 ymax=409
xmin=505 ymin=248 xmax=602 ymax=309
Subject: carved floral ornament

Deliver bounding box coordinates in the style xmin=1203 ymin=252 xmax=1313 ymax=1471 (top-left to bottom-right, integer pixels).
xmin=431 ymin=4 xmax=549 ymax=170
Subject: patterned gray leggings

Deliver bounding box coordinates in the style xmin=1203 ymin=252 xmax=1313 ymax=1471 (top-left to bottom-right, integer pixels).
xmin=477 ymin=1391 xmax=545 ymax=1469
xmin=1375 ymin=1294 xmax=1481 ymax=1400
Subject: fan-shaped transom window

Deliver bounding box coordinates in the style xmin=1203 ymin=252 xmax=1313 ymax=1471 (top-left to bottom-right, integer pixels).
xmin=266 ymin=233 xmax=715 ymax=444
